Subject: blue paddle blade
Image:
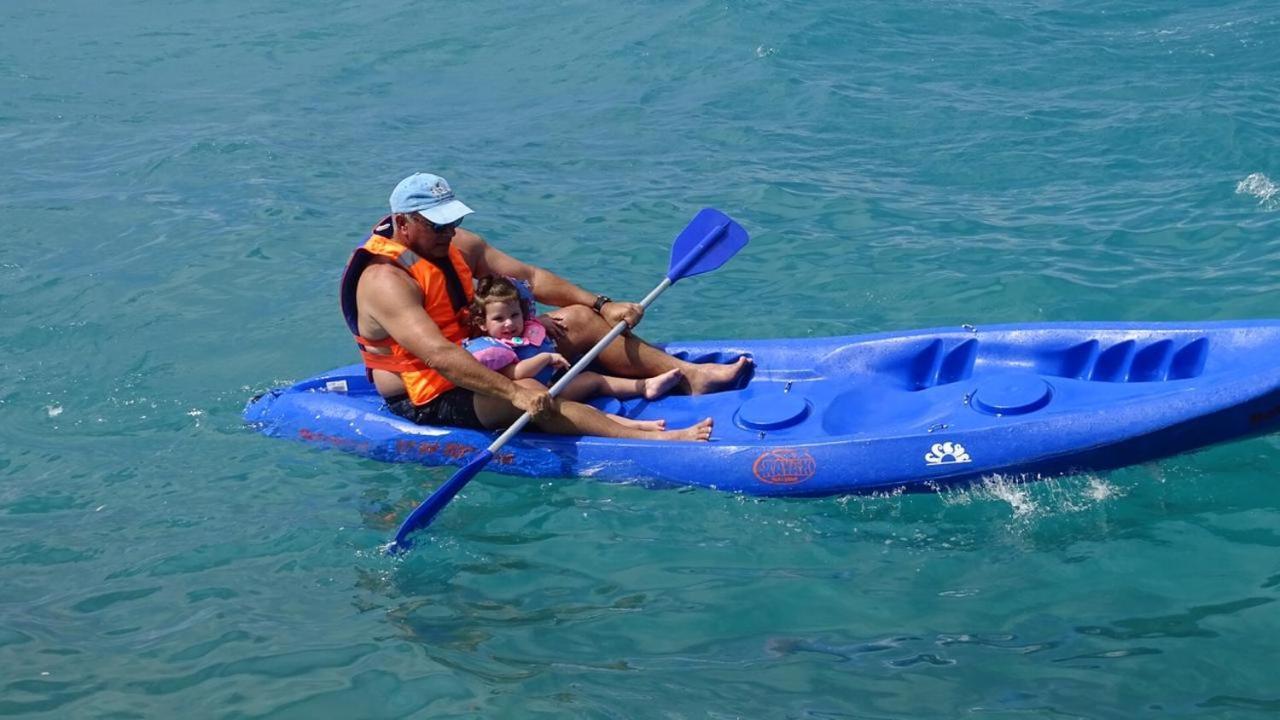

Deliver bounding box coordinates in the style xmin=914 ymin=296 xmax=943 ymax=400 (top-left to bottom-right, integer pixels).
xmin=666 ymin=208 xmax=749 ymax=283
xmin=387 ymin=449 xmax=494 ymax=554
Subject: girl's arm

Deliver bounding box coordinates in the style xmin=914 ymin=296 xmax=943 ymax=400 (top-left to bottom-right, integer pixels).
xmin=511 ymin=352 xmax=569 ymax=380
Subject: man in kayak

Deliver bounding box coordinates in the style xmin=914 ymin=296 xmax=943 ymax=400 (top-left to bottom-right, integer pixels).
xmin=339 ymin=171 xmax=751 ymax=440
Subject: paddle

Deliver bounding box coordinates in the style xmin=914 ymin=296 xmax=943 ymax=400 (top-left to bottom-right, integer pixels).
xmin=386 ymin=207 xmax=749 ymax=552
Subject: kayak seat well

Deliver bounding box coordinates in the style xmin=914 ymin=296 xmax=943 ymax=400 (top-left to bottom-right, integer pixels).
xmin=912 ymin=338 xmax=977 ymax=390
xmin=1058 ymin=336 xmax=1208 ymax=382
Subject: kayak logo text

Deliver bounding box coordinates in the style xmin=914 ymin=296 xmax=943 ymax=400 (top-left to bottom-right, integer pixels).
xmin=925 ymin=441 xmax=971 ymax=466
xmin=753 ymin=449 xmax=817 ymax=485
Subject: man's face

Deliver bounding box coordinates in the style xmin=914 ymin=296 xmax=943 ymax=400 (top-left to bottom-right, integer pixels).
xmin=400 ymin=212 xmax=459 ymax=255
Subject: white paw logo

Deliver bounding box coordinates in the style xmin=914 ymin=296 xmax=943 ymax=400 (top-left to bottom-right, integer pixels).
xmin=925 ymin=441 xmax=971 ymax=466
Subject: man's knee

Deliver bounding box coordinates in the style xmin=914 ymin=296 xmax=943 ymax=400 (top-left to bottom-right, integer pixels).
xmin=546 ymin=304 xmax=605 ymax=357
xmin=551 ymin=303 xmax=598 ymax=333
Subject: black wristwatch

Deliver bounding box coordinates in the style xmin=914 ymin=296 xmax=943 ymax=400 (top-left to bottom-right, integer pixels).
xmin=592 ymin=294 xmax=612 ymax=313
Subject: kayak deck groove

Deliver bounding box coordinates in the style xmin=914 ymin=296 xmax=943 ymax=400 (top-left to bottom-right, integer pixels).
xmin=243 ymin=321 xmax=1280 ymax=496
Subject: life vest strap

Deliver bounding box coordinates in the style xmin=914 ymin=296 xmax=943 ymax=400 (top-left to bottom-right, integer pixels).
xmin=355 ymin=334 xmax=396 ymax=349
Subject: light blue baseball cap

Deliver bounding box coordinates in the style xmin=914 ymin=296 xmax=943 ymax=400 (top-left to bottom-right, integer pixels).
xmin=389 ymin=172 xmax=474 ymax=224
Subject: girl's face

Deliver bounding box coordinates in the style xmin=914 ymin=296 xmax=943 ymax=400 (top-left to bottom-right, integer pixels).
xmin=483 ymin=299 xmax=524 ymax=340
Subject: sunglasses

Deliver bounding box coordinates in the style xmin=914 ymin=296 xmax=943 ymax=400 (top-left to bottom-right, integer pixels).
xmin=417 ymin=214 xmax=460 ymax=233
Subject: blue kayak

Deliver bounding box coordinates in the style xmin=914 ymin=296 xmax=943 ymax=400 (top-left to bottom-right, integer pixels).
xmin=243 ymin=320 xmax=1280 ymax=496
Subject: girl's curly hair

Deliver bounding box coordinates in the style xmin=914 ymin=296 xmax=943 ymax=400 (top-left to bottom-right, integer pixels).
xmin=470 ymin=276 xmax=536 ymax=334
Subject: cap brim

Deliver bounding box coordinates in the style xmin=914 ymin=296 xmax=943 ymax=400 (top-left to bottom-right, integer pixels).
xmin=419 ymin=200 xmax=473 ymax=225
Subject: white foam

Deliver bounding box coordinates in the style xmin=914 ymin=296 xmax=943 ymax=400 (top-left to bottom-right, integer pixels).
xmin=1085 ymin=476 xmax=1117 ymax=501
xmin=980 ymin=475 xmax=1037 ymax=518
xmin=1236 ymin=172 xmax=1278 ymax=209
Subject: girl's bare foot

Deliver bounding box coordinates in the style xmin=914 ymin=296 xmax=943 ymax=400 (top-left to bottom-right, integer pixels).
xmin=684 ymin=356 xmax=753 ymax=395
xmin=608 ymin=413 xmax=666 ymax=431
xmin=642 ymin=368 xmax=684 ymax=400
xmin=656 ymin=417 xmax=714 ymax=442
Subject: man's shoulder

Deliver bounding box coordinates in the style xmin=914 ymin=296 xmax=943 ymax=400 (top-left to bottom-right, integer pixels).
xmin=358 ymin=260 xmax=419 ymax=297
xmin=360 ymin=258 xmax=405 ymax=280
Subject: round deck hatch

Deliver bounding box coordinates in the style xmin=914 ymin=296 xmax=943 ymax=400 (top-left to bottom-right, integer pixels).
xmin=971 ymin=374 xmax=1052 ymax=416
xmin=736 ymin=394 xmax=810 ymax=430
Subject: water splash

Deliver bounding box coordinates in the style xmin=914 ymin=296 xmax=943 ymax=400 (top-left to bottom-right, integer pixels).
xmin=978 ymin=475 xmax=1038 ymax=518
xmin=1236 ymin=172 xmax=1278 ymax=209
xmin=938 ymin=473 xmax=1123 ymax=520
xmin=1084 ymin=476 xmax=1117 ymax=501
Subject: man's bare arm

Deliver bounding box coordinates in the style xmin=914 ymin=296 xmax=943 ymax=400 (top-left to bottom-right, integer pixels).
xmin=454 ymin=229 xmax=644 ymax=328
xmin=454 ymin=230 xmax=595 ymax=308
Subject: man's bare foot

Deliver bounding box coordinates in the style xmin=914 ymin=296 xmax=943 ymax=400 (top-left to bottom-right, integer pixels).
xmin=685 ymin=356 xmax=753 ymax=395
xmin=642 ymin=368 xmax=683 ymax=400
xmin=656 ymin=417 xmax=714 ymax=442
xmin=608 ymin=413 xmax=666 ymax=431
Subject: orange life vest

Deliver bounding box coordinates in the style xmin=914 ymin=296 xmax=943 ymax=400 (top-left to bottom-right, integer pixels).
xmin=339 ymin=217 xmax=475 ymax=406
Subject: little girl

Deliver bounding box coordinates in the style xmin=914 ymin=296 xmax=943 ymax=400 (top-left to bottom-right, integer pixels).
xmin=463 ymin=276 xmax=684 ymax=430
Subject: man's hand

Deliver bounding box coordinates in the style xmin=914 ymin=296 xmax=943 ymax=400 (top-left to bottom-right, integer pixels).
xmin=601 ymin=301 xmax=644 ymax=330
xmin=511 ymin=383 xmax=556 ymax=421
xmin=542 ymin=314 xmax=569 ymax=346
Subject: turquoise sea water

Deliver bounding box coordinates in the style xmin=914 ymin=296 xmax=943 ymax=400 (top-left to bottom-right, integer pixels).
xmin=4 ymin=1 xmax=1280 ymax=716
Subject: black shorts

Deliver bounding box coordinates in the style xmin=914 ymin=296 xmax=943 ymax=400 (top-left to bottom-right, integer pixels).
xmin=385 ymin=387 xmax=485 ymax=429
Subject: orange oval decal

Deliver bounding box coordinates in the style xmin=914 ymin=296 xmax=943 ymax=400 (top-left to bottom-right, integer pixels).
xmin=752 ymin=449 xmax=817 ymax=485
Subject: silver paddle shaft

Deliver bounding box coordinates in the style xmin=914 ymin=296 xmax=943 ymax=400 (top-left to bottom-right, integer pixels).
xmin=486 ymin=277 xmax=674 ymax=451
